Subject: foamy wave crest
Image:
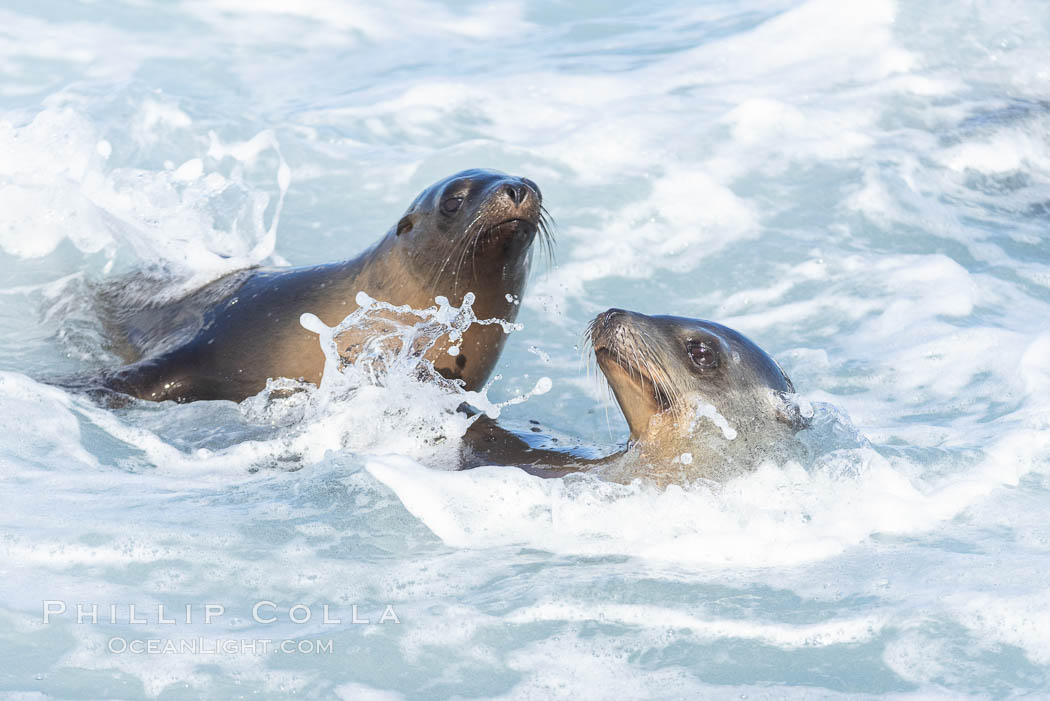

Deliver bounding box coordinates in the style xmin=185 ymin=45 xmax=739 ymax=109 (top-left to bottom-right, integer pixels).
xmin=367 ymin=414 xmax=1049 ymax=568
xmin=46 ymin=293 xmax=545 ymax=475
xmin=0 ymin=107 xmax=289 ymax=291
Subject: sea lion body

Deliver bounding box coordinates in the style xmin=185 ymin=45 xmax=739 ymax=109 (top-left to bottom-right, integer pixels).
xmin=102 ymin=169 xmax=546 ymax=402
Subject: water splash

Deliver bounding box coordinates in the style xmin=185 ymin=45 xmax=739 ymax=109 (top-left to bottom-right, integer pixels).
xmin=300 ymin=291 xmax=520 ymax=392
xmin=692 ymin=400 xmax=738 ymax=441
xmin=237 ymin=292 xmax=543 ymax=468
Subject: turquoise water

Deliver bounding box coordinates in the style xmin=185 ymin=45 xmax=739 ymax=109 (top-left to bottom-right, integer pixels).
xmin=2 ymin=1 xmax=1050 ymax=698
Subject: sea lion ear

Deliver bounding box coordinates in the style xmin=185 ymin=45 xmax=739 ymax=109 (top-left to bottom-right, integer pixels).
xmin=396 ymin=215 xmax=414 ymax=236
xmin=772 ymin=390 xmax=812 ymax=432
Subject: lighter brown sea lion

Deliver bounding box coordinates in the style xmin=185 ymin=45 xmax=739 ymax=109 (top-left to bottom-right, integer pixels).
xmin=462 ymin=308 xmax=806 ymax=484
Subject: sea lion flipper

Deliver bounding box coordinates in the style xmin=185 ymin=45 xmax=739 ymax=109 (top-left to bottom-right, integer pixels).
xmin=457 ymin=407 xmax=606 ymax=475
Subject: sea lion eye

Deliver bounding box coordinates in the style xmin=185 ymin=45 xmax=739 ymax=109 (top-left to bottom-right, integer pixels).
xmin=687 ymin=341 xmax=718 ymax=370
xmin=441 ymin=197 xmax=463 ymax=214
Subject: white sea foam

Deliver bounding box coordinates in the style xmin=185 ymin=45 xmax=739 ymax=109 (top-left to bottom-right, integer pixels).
xmin=365 ymin=442 xmax=1037 ymax=568
xmin=0 ymin=108 xmax=289 ymax=298
xmin=505 ymin=601 xmax=884 ymax=648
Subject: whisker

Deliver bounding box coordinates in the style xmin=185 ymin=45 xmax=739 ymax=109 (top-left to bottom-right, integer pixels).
xmin=451 ymin=211 xmax=489 ymax=294
xmin=538 ymin=206 xmax=557 ymax=272
xmin=446 ymin=211 xmax=487 ymax=297
xmin=422 ymin=205 xmax=491 ymax=296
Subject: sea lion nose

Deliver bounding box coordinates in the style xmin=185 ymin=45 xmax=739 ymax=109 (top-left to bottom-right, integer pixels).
xmin=501 ymin=183 xmax=529 ymax=206
xmin=521 ymin=177 xmax=542 ymax=202
xmin=597 ymin=308 xmax=627 ymax=329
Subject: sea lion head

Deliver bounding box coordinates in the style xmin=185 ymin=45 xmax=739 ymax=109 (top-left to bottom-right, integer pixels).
xmin=368 ymin=169 xmax=551 ymax=390
xmin=391 ymin=168 xmax=550 ymax=295
xmin=587 ymin=308 xmax=807 ymax=478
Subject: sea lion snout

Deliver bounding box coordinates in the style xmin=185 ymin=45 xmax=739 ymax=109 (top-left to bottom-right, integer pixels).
xmin=493 ymin=175 xmax=541 ymax=206
xmin=520 ymin=177 xmax=541 ymax=201
xmin=485 ymin=175 xmax=541 ymax=222
xmin=500 ymin=182 xmax=531 ymax=206
xmin=588 ymin=308 xmax=639 ymax=353
xmin=463 ymin=174 xmax=547 ymax=255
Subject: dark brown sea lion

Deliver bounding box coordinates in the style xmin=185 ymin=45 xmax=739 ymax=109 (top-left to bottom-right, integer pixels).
xmin=462 ymin=308 xmax=807 ymax=484
xmin=100 ymin=169 xmax=550 ymax=402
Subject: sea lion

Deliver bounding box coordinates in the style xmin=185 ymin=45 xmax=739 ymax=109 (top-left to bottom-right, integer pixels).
xmin=461 ymin=308 xmax=807 ymax=484
xmin=99 ymin=169 xmax=550 ymax=402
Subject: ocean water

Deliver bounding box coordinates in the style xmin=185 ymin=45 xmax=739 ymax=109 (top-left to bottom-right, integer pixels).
xmin=2 ymin=0 xmax=1050 ymax=698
